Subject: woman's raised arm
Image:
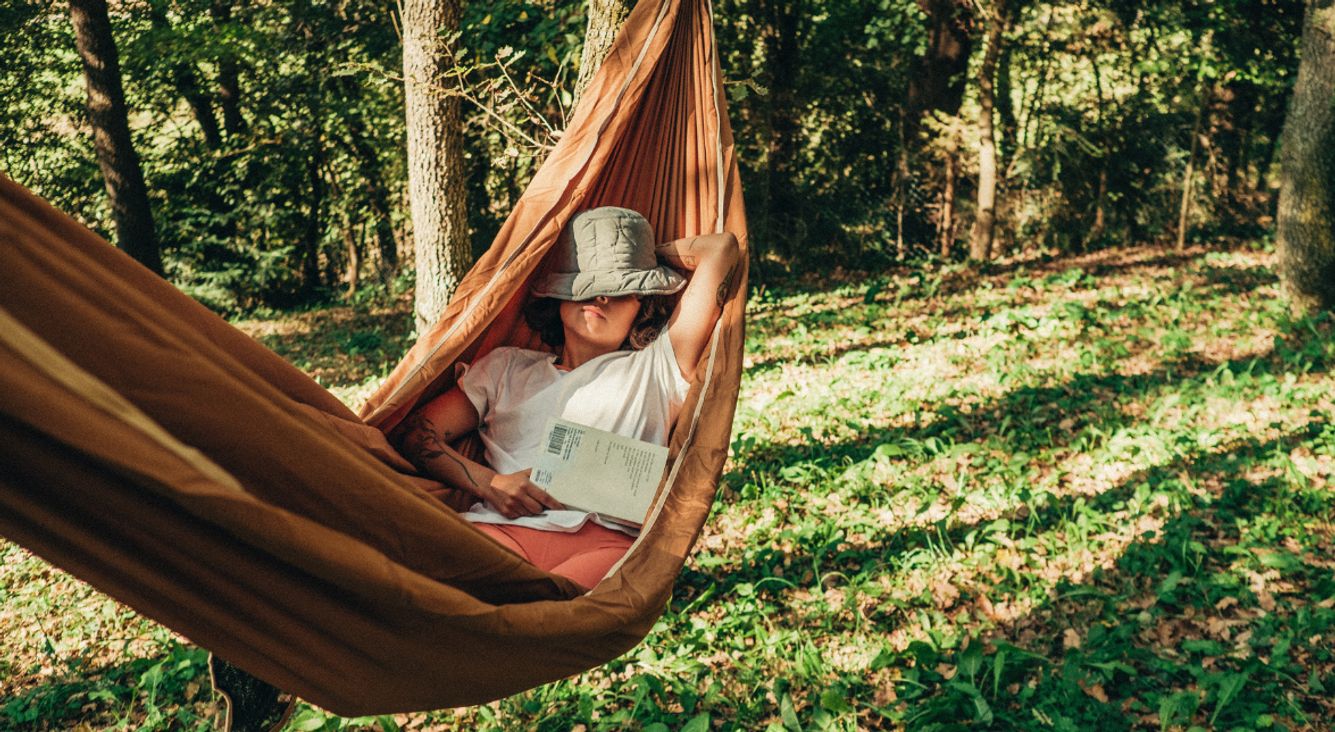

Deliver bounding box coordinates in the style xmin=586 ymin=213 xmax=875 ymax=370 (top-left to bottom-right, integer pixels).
xmin=656 ymin=231 xmax=741 ymax=381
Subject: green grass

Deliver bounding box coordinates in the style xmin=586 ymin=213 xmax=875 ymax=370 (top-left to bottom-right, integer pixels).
xmin=3 ymin=243 xmax=1333 ymax=730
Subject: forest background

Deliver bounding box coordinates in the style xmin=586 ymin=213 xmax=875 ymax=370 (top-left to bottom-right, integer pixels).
xmin=0 ymin=0 xmax=1311 ymax=314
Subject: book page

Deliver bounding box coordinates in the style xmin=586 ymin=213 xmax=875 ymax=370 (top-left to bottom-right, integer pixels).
xmin=530 ymin=417 xmax=669 ymax=527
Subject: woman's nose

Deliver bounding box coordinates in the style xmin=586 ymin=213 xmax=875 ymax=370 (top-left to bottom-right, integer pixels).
xmin=594 ymin=295 xmax=609 ymax=304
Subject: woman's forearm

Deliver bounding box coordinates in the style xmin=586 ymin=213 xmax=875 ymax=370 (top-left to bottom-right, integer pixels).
xmin=655 ymin=232 xmax=738 ymax=274
xmin=399 ymin=412 xmax=496 ymax=498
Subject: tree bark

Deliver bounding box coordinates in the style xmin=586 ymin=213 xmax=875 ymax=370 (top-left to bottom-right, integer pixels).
xmin=334 ymin=77 xmax=399 ymax=277
xmin=574 ymin=0 xmax=634 ymax=105
xmin=403 ymin=0 xmax=471 ymax=331
xmin=148 ymin=8 xmax=221 ymax=150
xmin=939 ymin=131 xmax=959 ymax=258
xmin=209 ymin=0 xmax=248 ymax=138
xmin=995 ymin=40 xmax=1018 ymax=165
xmin=905 ymin=0 xmax=973 ymax=139
xmin=969 ymin=0 xmax=1008 ymax=263
xmin=345 ymin=218 xmax=363 ymax=297
xmin=1277 ymin=0 xmax=1335 ymax=314
xmin=761 ymin=0 xmax=802 ymax=255
xmin=1176 ymin=76 xmax=1210 ymax=252
xmin=69 ymin=0 xmax=163 ymax=275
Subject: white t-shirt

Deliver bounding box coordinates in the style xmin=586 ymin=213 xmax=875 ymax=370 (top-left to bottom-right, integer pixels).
xmin=456 ymin=327 xmax=692 ymax=534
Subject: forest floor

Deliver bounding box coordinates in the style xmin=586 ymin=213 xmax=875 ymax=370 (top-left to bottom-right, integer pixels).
xmin=2 ymin=242 xmax=1333 ymax=731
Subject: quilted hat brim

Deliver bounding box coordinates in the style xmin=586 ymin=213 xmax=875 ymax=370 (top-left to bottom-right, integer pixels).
xmin=531 ymin=265 xmax=686 ymax=301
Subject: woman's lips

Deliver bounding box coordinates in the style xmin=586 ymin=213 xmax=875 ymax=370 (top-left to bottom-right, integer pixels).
xmin=581 ymin=306 xmax=605 ymax=319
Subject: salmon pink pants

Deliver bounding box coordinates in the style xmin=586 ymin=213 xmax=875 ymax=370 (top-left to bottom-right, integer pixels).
xmin=472 ymin=522 xmax=634 ymax=590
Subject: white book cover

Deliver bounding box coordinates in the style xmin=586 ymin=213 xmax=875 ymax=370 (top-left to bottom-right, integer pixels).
xmin=530 ymin=417 xmax=669 ymax=527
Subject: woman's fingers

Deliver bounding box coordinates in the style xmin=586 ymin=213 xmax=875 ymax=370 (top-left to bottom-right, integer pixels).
xmin=489 ymin=470 xmax=565 ymax=516
xmin=518 ymin=492 xmax=544 ymax=515
xmin=527 ymin=483 xmax=564 ymax=511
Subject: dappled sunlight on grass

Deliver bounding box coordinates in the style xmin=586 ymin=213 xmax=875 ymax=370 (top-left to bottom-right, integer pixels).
xmin=3 ymin=243 xmax=1333 ymax=730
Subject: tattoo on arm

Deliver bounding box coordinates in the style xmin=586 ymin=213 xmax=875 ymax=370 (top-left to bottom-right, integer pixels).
xmin=400 ymin=412 xmax=482 ymax=489
xmin=716 ymin=260 xmax=739 ymax=309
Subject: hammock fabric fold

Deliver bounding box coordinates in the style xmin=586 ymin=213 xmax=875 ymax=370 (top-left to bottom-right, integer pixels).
xmin=0 ymin=0 xmax=747 ymax=715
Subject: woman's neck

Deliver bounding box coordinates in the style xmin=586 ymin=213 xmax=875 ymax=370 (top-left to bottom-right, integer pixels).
xmin=557 ymin=341 xmax=617 ymax=371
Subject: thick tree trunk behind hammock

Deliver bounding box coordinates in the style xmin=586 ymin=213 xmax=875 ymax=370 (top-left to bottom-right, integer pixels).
xmin=1277 ymin=0 xmax=1335 ymax=315
xmin=68 ymin=0 xmax=163 ymax=276
xmin=575 ymin=0 xmax=635 ymax=104
xmin=403 ymin=0 xmax=471 ymax=331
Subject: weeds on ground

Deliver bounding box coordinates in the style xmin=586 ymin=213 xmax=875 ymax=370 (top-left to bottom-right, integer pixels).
xmin=2 ymin=244 xmax=1332 ymax=730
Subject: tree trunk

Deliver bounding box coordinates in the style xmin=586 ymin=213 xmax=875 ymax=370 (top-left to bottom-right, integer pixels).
xmin=1088 ymin=164 xmax=1108 ymax=249
xmin=574 ymin=0 xmax=634 ymax=105
xmin=1277 ymin=0 xmax=1335 ymax=314
xmin=895 ymin=106 xmax=908 ymax=259
xmin=1177 ymin=75 xmax=1211 ymax=252
xmin=209 ymin=0 xmax=248 ymax=138
xmin=334 ymin=77 xmax=399 ymax=278
xmin=403 ymin=0 xmax=471 ymax=331
xmin=940 ymin=133 xmax=959 ymax=258
xmin=1086 ymin=43 xmax=1108 ymax=250
xmin=69 ymin=0 xmax=163 ymax=275
xmin=345 ymin=218 xmax=363 ymax=297
xmin=761 ymin=0 xmax=802 ymax=256
xmin=1216 ymin=81 xmax=1257 ymax=210
xmin=148 ymin=8 xmax=221 ymax=150
xmin=1020 ymin=4 xmax=1054 ymax=151
xmin=995 ymin=40 xmax=1018 ymax=165
xmin=969 ymin=0 xmax=1007 ymax=263
xmin=302 ymin=132 xmax=325 ymax=296
xmin=905 ymin=0 xmax=973 ymax=139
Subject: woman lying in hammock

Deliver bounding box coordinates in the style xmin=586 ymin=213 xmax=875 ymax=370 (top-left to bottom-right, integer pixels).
xmin=399 ymin=206 xmax=740 ymax=589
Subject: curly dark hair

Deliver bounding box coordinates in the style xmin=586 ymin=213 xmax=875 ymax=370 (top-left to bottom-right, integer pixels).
xmin=523 ymin=295 xmax=674 ymax=351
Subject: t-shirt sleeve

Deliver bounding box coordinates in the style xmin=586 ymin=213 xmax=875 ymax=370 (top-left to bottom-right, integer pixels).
xmin=652 ymin=326 xmax=694 ymax=403
xmin=456 ymin=347 xmax=512 ymax=418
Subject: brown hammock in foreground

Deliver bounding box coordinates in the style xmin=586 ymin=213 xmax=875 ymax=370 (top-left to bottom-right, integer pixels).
xmin=0 ymin=0 xmax=747 ymax=715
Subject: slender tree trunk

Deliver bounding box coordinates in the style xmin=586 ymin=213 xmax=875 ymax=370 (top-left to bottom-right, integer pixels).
xmin=906 ymin=0 xmax=973 ymax=137
xmin=177 ymin=67 xmax=223 ymax=150
xmin=1277 ymin=0 xmax=1335 ymax=314
xmin=1020 ymin=4 xmax=1054 ymax=151
xmin=969 ymin=0 xmax=1008 ymax=263
xmin=1088 ymin=164 xmax=1108 ymax=248
xmin=995 ymin=40 xmax=1018 ymax=165
xmin=346 ymin=218 xmax=363 ymax=297
xmin=574 ymin=0 xmax=634 ymax=105
xmin=148 ymin=9 xmax=221 ymax=149
xmin=1087 ymin=44 xmax=1108 ymax=249
xmin=763 ymin=0 xmax=801 ymax=255
xmin=334 ymin=77 xmax=399 ymax=277
xmin=302 ymin=127 xmax=325 ymax=295
xmin=1215 ymin=82 xmax=1253 ymax=210
xmin=69 ymin=0 xmax=163 ymax=275
xmin=403 ymin=0 xmax=471 ymax=331
xmin=210 ymin=0 xmax=248 ymax=138
xmin=940 ymin=132 xmax=959 ymax=258
xmin=895 ymin=106 xmax=908 ymax=259
xmin=1177 ymin=76 xmax=1210 ymax=251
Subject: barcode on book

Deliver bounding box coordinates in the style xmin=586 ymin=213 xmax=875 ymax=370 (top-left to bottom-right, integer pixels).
xmin=547 ymin=423 xmax=571 ymax=455
xmin=533 ymin=469 xmax=552 ymax=485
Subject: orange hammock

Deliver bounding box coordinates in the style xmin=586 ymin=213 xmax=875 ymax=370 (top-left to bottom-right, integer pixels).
xmin=0 ymin=0 xmax=746 ymax=716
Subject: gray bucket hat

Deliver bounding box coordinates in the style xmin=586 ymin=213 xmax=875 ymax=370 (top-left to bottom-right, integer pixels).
xmin=531 ymin=206 xmax=686 ymax=301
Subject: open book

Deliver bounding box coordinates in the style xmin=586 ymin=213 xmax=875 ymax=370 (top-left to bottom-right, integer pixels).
xmin=530 ymin=417 xmax=670 ymax=527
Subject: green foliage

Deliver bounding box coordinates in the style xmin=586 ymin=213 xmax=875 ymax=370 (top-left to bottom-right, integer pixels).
xmin=2 ymin=0 xmax=1308 ymax=303
xmin=6 ymin=242 xmax=1335 ymax=730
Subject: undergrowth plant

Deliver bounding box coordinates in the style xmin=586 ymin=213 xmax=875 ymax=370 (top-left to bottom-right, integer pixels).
xmin=2 ymin=243 xmax=1332 ymax=731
